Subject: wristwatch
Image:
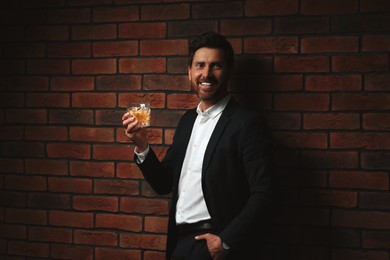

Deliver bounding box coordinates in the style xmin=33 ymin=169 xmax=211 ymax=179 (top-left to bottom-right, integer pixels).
xmin=222 ymin=242 xmax=230 ymax=250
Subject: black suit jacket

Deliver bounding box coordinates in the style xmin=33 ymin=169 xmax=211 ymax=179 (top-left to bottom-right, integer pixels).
xmin=137 ymin=99 xmax=275 ymax=259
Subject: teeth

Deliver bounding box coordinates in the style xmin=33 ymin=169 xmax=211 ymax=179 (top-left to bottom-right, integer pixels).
xmin=201 ymin=82 xmax=211 ymax=86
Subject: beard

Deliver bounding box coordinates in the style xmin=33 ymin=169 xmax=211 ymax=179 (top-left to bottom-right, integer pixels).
xmin=193 ymin=77 xmax=228 ymax=102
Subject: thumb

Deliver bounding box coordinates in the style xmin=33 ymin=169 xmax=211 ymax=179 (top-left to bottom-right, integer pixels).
xmin=194 ymin=234 xmax=207 ymax=240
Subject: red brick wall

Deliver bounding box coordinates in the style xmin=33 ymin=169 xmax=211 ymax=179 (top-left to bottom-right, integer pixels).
xmin=1 ymin=0 xmax=389 ymax=259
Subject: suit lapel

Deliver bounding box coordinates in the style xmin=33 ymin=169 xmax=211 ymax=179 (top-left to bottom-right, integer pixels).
xmin=202 ymin=99 xmax=236 ymax=174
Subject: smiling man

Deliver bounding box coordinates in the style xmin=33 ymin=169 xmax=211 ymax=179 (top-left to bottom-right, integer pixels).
xmin=122 ymin=32 xmax=276 ymax=260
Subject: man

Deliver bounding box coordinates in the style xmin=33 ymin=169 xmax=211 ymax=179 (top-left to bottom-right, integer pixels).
xmin=122 ymin=32 xmax=275 ymax=260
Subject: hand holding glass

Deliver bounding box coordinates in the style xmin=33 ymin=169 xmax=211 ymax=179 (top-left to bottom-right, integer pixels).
xmin=127 ymin=103 xmax=151 ymax=128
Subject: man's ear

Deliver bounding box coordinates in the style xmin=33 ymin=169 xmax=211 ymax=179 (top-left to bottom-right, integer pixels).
xmin=188 ymin=66 xmax=192 ymax=81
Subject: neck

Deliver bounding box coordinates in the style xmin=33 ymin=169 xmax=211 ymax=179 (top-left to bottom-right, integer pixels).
xmin=199 ymin=93 xmax=229 ymax=112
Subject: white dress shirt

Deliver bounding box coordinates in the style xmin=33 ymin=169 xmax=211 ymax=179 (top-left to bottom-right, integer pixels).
xmin=176 ymin=95 xmax=230 ymax=224
xmin=136 ymin=95 xmax=231 ymax=225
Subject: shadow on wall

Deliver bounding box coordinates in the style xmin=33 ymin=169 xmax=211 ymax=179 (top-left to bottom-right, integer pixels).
xmin=229 ymin=56 xmax=333 ymax=260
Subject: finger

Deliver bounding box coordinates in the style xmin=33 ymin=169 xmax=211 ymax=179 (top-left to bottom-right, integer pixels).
xmin=194 ymin=234 xmax=208 ymax=240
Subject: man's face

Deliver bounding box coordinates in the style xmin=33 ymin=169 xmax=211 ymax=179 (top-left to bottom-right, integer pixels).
xmin=188 ymin=47 xmax=230 ymax=107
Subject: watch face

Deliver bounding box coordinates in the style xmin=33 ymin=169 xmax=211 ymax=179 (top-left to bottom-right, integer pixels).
xmin=222 ymin=242 xmax=230 ymax=250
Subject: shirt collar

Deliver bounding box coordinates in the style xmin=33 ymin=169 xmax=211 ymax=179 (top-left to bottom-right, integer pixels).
xmin=196 ymin=95 xmax=231 ymax=120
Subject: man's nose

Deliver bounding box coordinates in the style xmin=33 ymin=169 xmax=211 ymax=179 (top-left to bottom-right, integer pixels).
xmin=202 ymin=65 xmax=212 ymax=78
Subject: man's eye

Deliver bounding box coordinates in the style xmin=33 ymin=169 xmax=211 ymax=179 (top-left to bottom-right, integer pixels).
xmin=212 ymin=63 xmax=223 ymax=69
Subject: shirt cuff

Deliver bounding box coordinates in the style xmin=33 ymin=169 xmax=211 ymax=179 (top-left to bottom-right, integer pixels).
xmin=134 ymin=145 xmax=150 ymax=164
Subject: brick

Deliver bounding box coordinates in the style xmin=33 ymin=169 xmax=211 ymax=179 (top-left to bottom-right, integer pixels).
xmin=51 ymin=244 xmax=93 ymax=260
xmin=365 ymin=73 xmax=390 ymax=91
xmin=93 ymin=144 xmax=133 ymax=161
xmin=247 ymin=75 xmax=303 ymax=91
xmin=96 ymin=75 xmax=141 ymax=90
xmin=49 ymin=210 xmax=93 ymax=228
xmin=333 ymin=55 xmax=388 ymax=72
xmin=51 ymin=76 xmax=94 ymax=91
xmin=361 ymin=152 xmax=390 ymax=170
xmin=118 ymin=92 xmax=165 ymax=109
xmin=363 ymin=113 xmax=390 ymax=130
xmin=332 ymin=209 xmax=390 ymax=229
xmin=332 ymin=14 xmax=390 ymax=33
xmin=3 ymin=141 xmax=45 ymax=158
xmin=3 ymin=42 xmax=45 ymax=58
xmin=25 ymin=25 xmax=69 ymax=41
xmin=96 ymin=213 xmax=142 ymax=232
xmin=0 ymin=93 xmax=24 ymax=108
xmin=2 ymin=9 xmax=45 ymax=25
xmin=303 ymin=113 xmax=360 ymax=130
xmin=363 ymin=35 xmax=390 ymax=52
xmin=329 ymin=171 xmax=389 ymax=191
xmin=48 ymin=42 xmax=91 ymax=57
xmin=68 ymin=0 xmax=111 ymax=5
xmin=244 ymin=37 xmax=298 ymax=54
xmin=6 ymin=208 xmax=47 ymax=225
xmin=144 ymin=251 xmax=165 ymax=260
xmin=144 ymin=75 xmax=190 ymax=91
xmin=93 ymin=41 xmax=138 ymax=57
xmin=7 ymin=76 xmax=49 ymax=91
xmin=361 ymin=0 xmax=390 ymax=12
xmin=0 ymin=59 xmax=25 ymax=75
xmin=119 ymin=22 xmax=166 ymax=39
xmin=332 ymin=249 xmax=389 ymax=260
xmin=93 ymin=6 xmax=138 ymax=22
xmin=302 ymin=227 xmax=359 ymax=247
xmin=74 ymin=229 xmax=117 ymax=246
xmin=0 ymin=223 xmax=26 ymax=239
xmin=119 ymin=58 xmax=166 ymax=73
xmin=28 ymin=192 xmax=71 ymax=209
xmin=274 ymin=16 xmax=329 ymax=34
xmin=72 ymin=93 xmax=116 ymax=108
xmin=265 ymin=113 xmax=301 ymax=130
xmin=272 ymin=132 xmax=328 ymax=149
xmin=121 ymin=197 xmax=169 ymax=215
xmin=95 ymin=110 xmax=124 ymax=126
xmin=168 ymin=20 xmax=218 ymax=37
xmin=360 ymin=192 xmax=390 ymax=209
xmin=72 ymin=24 xmax=117 ymax=40
xmin=8 ymin=241 xmax=49 ymax=258
xmin=302 ymin=151 xmax=358 ymax=169
xmin=70 ymin=127 xmax=114 ymax=142
xmin=26 ymin=93 xmax=70 ymax=107
xmin=167 ymin=57 xmax=188 ymax=74
xmin=73 ymin=196 xmax=118 ymax=212
xmin=49 ymin=109 xmax=94 ymax=125
xmin=29 ymin=226 xmax=72 ymax=243
xmin=95 ymin=247 xmax=141 ymax=260
xmin=120 ymin=233 xmax=166 ymax=250
xmin=141 ymin=39 xmax=187 ymax=56
xmin=301 ymin=36 xmax=358 ymax=53
xmin=0 ymin=190 xmax=26 ymax=207
xmin=301 ymin=190 xmax=357 ymax=208
xmin=28 ymin=59 xmax=70 ymax=75
xmin=116 ymin=162 xmax=143 ymax=179
xmin=70 ymin=161 xmax=114 ymax=177
xmin=0 ymin=153 xmax=22 ymax=170
xmin=275 ymin=94 xmax=329 ymax=111
xmin=167 ymin=94 xmax=199 ymax=109
xmin=301 ymin=0 xmax=357 ymax=14
xmin=332 ymin=93 xmax=390 ymax=111
xmin=25 ymin=159 xmax=68 ymax=176
xmin=364 ymin=230 xmax=390 ymax=248
xmin=47 ymin=143 xmax=90 ymax=159
xmin=305 ymin=75 xmax=361 ymax=91
xmin=48 ymin=177 xmax=92 ymax=193
xmin=275 ymin=56 xmax=329 ymax=72
xmin=47 ymin=8 xmax=90 ymax=24
xmin=25 ymin=126 xmax=68 ymax=141
xmin=245 ymin=0 xmax=298 ymax=16
xmin=141 ymin=3 xmax=189 ymax=21
xmin=0 ymin=126 xmax=23 ymax=140
xmin=4 ymin=175 xmax=46 ymax=191
xmin=116 ymin=127 xmax=162 ymax=145
xmin=72 ymin=59 xmax=116 ymax=74
xmin=220 ymin=18 xmax=271 ymax=36
xmin=145 ymin=216 xmax=168 ymax=233
xmin=330 ymin=133 xmax=390 ymax=149
xmin=94 ymin=179 xmax=139 ymax=196
xmin=192 ymin=2 xmax=242 ymax=18
xmin=150 ymin=110 xmax=184 ymax=127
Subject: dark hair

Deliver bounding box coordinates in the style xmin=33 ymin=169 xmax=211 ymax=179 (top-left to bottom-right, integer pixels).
xmin=188 ymin=32 xmax=234 ymax=68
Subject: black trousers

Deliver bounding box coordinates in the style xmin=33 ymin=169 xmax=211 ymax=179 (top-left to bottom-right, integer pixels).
xmin=171 ymin=231 xmax=213 ymax=260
